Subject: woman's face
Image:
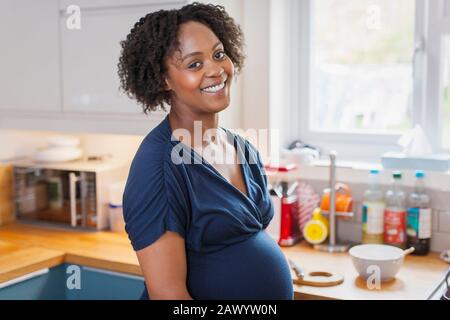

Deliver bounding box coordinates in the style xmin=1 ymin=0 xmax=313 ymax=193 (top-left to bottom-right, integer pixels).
xmin=164 ymin=21 xmax=234 ymax=114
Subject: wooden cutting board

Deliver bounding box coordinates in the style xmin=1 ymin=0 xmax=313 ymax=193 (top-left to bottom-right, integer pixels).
xmin=293 ymin=271 xmax=344 ymax=287
xmin=289 ymin=258 xmax=344 ymax=287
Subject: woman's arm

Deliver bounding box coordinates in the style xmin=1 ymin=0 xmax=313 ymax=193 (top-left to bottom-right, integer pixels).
xmin=136 ymin=230 xmax=193 ymax=300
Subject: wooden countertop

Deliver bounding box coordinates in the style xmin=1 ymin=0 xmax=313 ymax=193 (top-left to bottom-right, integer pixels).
xmin=0 ymin=223 xmax=448 ymax=299
xmin=0 ymin=240 xmax=64 ymax=283
xmin=284 ymin=243 xmax=449 ymax=300
xmin=0 ymin=223 xmax=141 ymax=278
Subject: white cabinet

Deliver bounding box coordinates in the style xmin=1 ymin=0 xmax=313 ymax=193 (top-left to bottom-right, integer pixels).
xmin=60 ymin=1 xmax=185 ymax=115
xmin=0 ymin=0 xmax=61 ymax=112
xmin=0 ymin=0 xmax=187 ymax=134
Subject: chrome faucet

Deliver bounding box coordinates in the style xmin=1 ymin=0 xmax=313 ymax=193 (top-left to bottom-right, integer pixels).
xmin=314 ymin=151 xmax=351 ymax=253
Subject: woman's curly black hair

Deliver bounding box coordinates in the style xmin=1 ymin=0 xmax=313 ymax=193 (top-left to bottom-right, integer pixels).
xmin=117 ymin=2 xmax=246 ymax=114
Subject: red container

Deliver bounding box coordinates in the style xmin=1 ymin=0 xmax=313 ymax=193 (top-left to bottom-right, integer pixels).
xmin=265 ymin=163 xmax=301 ymax=246
xmin=278 ymin=192 xmax=301 ymax=246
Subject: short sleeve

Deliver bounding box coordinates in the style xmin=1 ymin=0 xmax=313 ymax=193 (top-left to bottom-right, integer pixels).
xmin=123 ymin=142 xmax=189 ymax=251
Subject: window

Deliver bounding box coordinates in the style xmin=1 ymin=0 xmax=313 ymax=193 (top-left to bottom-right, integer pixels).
xmin=289 ymin=0 xmax=450 ymax=161
xmin=443 ymin=35 xmax=450 ymax=148
xmin=311 ymin=0 xmax=415 ymax=133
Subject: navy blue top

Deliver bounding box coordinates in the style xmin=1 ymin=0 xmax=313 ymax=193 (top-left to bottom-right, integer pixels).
xmin=123 ymin=114 xmax=293 ymax=300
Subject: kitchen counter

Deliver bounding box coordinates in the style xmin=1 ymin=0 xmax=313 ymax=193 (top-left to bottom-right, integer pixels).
xmin=0 ymin=223 xmax=141 ymax=278
xmin=0 ymin=240 xmax=64 ymax=283
xmin=284 ymin=243 xmax=448 ymax=300
xmin=0 ymin=223 xmax=448 ymax=299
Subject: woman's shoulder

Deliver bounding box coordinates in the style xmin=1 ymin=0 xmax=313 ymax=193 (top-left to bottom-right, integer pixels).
xmin=128 ymin=117 xmax=176 ymax=177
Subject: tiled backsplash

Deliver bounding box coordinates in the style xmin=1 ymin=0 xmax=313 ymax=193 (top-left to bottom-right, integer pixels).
xmin=301 ymin=179 xmax=450 ymax=253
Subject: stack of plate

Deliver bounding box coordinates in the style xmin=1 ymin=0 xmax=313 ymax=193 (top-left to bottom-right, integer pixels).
xmin=33 ymin=136 xmax=83 ymax=163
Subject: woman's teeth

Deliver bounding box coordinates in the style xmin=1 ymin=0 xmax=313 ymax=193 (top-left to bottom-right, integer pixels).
xmin=201 ymin=81 xmax=226 ymax=93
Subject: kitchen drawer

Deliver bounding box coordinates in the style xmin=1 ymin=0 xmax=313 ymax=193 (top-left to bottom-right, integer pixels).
xmin=0 ymin=264 xmax=145 ymax=300
xmin=66 ymin=265 xmax=145 ymax=300
xmin=0 ymin=267 xmax=65 ymax=300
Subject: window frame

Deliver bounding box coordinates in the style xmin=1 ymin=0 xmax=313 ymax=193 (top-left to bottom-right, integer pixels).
xmin=426 ymin=0 xmax=450 ymax=151
xmin=287 ymin=0 xmax=448 ymax=161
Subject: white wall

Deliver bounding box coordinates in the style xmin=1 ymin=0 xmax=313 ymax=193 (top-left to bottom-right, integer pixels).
xmin=241 ymin=0 xmax=271 ymax=139
xmin=241 ymin=0 xmax=288 ymax=163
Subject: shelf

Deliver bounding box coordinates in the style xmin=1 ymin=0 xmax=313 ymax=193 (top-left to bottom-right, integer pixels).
xmin=320 ymin=210 xmax=354 ymax=218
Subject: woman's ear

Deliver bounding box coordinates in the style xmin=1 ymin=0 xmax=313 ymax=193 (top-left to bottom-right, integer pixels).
xmin=164 ymin=78 xmax=172 ymax=91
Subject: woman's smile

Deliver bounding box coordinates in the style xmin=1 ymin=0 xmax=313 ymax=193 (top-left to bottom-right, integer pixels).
xmin=200 ymin=78 xmax=228 ymax=96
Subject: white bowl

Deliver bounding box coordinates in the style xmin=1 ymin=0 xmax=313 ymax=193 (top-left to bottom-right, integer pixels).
xmin=349 ymin=244 xmax=405 ymax=282
xmin=33 ymin=146 xmax=83 ymax=163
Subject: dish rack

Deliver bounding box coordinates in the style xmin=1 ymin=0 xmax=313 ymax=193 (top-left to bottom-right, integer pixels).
xmin=314 ymin=151 xmax=353 ymax=253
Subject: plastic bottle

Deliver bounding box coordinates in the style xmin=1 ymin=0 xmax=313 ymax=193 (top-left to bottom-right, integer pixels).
xmin=362 ymin=169 xmax=385 ymax=244
xmin=384 ymin=171 xmax=407 ymax=249
xmin=303 ymin=208 xmax=329 ymax=245
xmin=108 ymin=182 xmax=126 ymax=233
xmin=407 ymin=171 xmax=432 ymax=255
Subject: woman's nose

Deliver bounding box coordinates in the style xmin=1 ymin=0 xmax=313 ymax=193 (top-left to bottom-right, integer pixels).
xmin=205 ymin=60 xmax=224 ymax=78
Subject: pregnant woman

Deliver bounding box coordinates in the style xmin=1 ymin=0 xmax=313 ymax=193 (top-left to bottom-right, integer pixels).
xmin=118 ymin=2 xmax=293 ymax=300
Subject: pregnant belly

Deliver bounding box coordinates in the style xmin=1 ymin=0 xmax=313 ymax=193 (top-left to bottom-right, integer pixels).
xmin=187 ymin=230 xmax=293 ymax=300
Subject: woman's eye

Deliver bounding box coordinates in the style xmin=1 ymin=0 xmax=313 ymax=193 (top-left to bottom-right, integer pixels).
xmin=188 ymin=62 xmax=201 ymax=69
xmin=215 ymin=51 xmax=226 ymax=59
xmin=188 ymin=52 xmax=226 ymax=69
